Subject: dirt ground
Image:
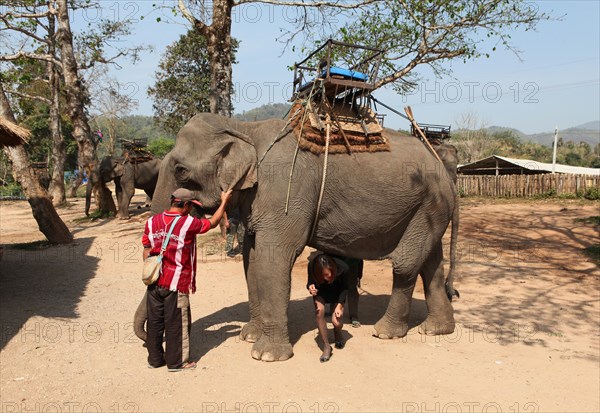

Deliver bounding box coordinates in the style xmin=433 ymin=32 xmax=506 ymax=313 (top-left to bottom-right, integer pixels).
xmin=0 ymin=194 xmax=598 ymax=413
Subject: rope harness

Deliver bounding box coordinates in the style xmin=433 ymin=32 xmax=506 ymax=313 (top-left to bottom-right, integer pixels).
xmin=256 ymin=88 xmax=443 ymax=245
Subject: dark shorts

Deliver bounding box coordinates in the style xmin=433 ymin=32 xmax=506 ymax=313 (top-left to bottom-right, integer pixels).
xmin=314 ymin=284 xmax=343 ymax=304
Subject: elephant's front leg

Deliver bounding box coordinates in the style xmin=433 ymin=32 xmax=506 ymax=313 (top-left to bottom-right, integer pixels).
xmin=239 ymin=232 xmax=262 ymax=343
xmin=248 ymin=239 xmax=296 ymax=362
xmin=117 ymin=180 xmax=134 ymax=220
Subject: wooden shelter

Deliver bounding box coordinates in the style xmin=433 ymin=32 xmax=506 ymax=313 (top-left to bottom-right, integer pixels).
xmin=458 ymin=155 xmax=600 ymax=176
xmin=0 ymin=116 xmax=30 ymax=147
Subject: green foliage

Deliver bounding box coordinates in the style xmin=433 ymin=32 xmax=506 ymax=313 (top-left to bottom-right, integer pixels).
xmin=234 ymin=103 xmax=291 ymax=122
xmin=583 ymin=245 xmax=600 ymax=267
xmin=451 ymin=126 xmax=598 ymax=168
xmin=2 ymin=57 xmax=79 ymax=171
xmin=147 ymin=137 xmax=176 ymax=159
xmin=323 ymin=0 xmax=551 ymax=92
xmin=532 ymin=189 xmax=557 ymax=200
xmin=575 ymin=216 xmax=600 ymax=226
xmin=583 ymin=187 xmax=600 ymax=201
xmin=147 ymin=29 xmax=238 ymax=135
xmin=0 ymin=182 xmax=24 ymax=199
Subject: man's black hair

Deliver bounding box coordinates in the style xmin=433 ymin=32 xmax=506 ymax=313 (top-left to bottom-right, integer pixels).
xmin=170 ymin=196 xmax=186 ymax=208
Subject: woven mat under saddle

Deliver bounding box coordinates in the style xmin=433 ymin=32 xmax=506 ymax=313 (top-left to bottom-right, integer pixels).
xmin=289 ymin=102 xmax=390 ymax=155
xmin=123 ymin=150 xmax=154 ymax=164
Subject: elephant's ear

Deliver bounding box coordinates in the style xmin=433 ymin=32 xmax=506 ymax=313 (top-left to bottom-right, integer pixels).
xmin=216 ymin=129 xmax=257 ymax=191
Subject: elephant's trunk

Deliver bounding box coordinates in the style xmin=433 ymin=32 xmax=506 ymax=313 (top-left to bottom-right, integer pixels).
xmin=133 ymin=291 xmax=148 ymax=342
xmin=85 ymin=179 xmax=93 ymax=216
xmin=151 ymin=153 xmax=177 ymax=215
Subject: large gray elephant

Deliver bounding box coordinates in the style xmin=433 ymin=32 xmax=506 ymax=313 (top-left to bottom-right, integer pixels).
xmin=85 ymin=156 xmax=161 ymax=219
xmin=149 ymin=113 xmax=457 ymax=361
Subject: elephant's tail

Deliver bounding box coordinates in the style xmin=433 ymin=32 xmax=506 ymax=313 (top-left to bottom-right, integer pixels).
xmin=133 ymin=291 xmax=148 ymax=342
xmin=445 ymin=197 xmax=460 ymax=302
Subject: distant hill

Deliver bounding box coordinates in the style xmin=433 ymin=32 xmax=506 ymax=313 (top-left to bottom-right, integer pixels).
xmin=481 ymin=122 xmax=599 ymax=146
xmin=234 ymin=103 xmax=291 ymax=122
xmin=526 ymin=127 xmax=599 ymax=146
xmin=573 ymin=120 xmax=600 ymax=131
xmin=485 ymin=126 xmax=526 ymax=138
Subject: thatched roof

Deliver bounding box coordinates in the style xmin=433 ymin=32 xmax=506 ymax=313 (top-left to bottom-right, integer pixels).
xmin=0 ymin=116 xmax=31 ymax=147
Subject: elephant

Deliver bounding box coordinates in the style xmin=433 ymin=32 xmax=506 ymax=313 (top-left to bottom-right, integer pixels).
xmin=85 ymin=155 xmax=161 ymax=219
xmin=148 ymin=112 xmax=457 ymax=361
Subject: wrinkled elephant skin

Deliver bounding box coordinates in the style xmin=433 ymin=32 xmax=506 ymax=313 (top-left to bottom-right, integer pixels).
xmin=152 ymin=113 xmax=457 ymax=361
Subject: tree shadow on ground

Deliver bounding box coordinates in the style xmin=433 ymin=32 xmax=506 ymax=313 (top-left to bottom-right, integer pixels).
xmin=0 ymin=237 xmax=99 ymax=350
xmin=448 ymin=203 xmax=599 ymax=360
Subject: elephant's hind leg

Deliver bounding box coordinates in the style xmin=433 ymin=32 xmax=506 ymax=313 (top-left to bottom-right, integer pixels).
xmin=419 ymin=242 xmax=455 ymax=335
xmin=374 ymin=212 xmax=442 ymax=340
xmin=373 ymin=261 xmax=418 ymax=339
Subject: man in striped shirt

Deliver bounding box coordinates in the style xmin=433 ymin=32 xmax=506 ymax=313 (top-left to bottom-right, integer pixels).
xmin=142 ymin=188 xmax=232 ymax=371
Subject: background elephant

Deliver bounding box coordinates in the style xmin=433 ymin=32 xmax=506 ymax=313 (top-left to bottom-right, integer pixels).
xmin=151 ymin=113 xmax=457 ymax=361
xmin=85 ymin=156 xmax=161 ymax=219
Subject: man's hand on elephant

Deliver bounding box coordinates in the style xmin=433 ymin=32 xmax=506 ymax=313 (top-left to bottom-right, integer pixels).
xmin=221 ymin=189 xmax=233 ymax=204
xmin=308 ymin=284 xmax=318 ymax=296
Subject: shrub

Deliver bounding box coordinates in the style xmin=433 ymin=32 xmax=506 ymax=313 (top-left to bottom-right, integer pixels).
xmin=584 ymin=187 xmax=600 ymax=201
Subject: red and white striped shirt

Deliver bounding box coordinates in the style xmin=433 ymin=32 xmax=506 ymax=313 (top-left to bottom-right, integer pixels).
xmin=142 ymin=211 xmax=211 ymax=294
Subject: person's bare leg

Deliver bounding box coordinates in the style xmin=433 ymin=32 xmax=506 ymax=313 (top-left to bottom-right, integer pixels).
xmin=332 ymin=303 xmax=345 ymax=349
xmin=314 ymin=298 xmax=332 ymax=362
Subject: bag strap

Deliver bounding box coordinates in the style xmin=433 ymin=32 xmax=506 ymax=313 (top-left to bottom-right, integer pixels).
xmin=157 ymin=215 xmax=182 ymax=259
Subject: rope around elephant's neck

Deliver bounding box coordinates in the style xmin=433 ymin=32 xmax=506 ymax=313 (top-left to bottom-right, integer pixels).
xmin=307 ymin=113 xmax=332 ymax=242
xmin=284 ymin=85 xmax=321 ymax=214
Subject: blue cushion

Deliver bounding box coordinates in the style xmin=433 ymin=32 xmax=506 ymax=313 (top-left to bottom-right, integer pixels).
xmin=322 ymin=67 xmax=368 ymax=82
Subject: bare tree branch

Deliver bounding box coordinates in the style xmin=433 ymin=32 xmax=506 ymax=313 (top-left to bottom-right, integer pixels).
xmin=234 ymin=0 xmax=382 ymax=8
xmin=178 ymin=0 xmax=209 ymax=36
xmin=4 ymin=89 xmax=52 ymax=105
xmin=0 ymin=50 xmax=62 ymax=68
xmin=0 ymin=18 xmax=50 ymax=45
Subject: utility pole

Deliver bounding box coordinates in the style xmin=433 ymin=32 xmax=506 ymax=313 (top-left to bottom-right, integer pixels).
xmin=552 ymin=126 xmax=558 ymax=174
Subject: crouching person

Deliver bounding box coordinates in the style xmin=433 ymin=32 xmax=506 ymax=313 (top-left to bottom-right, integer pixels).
xmin=307 ymin=252 xmax=352 ymax=362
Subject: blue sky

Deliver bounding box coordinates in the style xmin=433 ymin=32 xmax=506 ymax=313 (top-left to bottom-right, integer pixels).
xmin=81 ymin=1 xmax=600 ymax=137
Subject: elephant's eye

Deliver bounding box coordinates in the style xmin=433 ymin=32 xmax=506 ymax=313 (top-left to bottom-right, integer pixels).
xmin=174 ymin=164 xmax=191 ymax=182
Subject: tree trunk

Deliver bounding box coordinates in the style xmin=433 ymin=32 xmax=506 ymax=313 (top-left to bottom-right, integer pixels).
xmin=204 ymin=0 xmax=233 ymax=117
xmin=0 ymin=83 xmax=72 ymax=244
xmin=55 ymin=0 xmax=97 ymax=185
xmin=86 ymin=167 xmax=117 ymax=217
xmin=47 ymin=12 xmax=66 ymax=206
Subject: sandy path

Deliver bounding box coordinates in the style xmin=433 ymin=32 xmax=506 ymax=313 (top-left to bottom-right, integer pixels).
xmin=0 ymin=196 xmax=598 ymax=413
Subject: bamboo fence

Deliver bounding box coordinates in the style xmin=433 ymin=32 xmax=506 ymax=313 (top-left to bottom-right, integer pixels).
xmin=457 ymin=174 xmax=600 ymax=197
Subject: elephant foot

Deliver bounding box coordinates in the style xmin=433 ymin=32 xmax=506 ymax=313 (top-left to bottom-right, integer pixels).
xmin=418 ymin=317 xmax=455 ymax=336
xmin=239 ymin=321 xmax=262 ymax=343
xmin=373 ymin=317 xmax=409 ymax=340
xmin=118 ymin=215 xmax=130 ymax=220
xmin=250 ymin=323 xmax=293 ymax=361
xmin=251 ymin=337 xmax=293 ymax=362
